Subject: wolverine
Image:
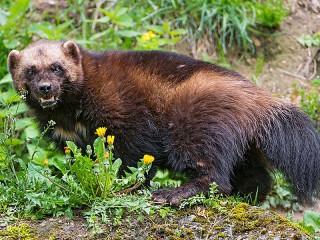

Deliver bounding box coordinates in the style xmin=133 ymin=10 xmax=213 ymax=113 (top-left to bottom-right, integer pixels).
xmin=8 ymin=39 xmax=320 ymax=206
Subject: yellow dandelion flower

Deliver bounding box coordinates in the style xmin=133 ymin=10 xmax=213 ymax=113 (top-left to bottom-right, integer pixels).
xmin=148 ymin=31 xmax=156 ymax=39
xmin=104 ymin=152 xmax=109 ymax=158
xmin=143 ymin=154 xmax=155 ymax=165
xmin=107 ymin=135 xmax=115 ymax=145
xmin=95 ymin=127 xmax=107 ymax=137
xmin=64 ymin=146 xmax=71 ymax=155
xmin=141 ymin=31 xmax=157 ymax=42
xmin=43 ymin=159 xmax=49 ymax=166
xmin=141 ymin=33 xmax=151 ymax=42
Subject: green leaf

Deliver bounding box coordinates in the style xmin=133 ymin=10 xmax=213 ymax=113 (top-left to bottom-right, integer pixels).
xmin=147 ymin=25 xmax=164 ymax=34
xmin=93 ymin=137 xmax=105 ymax=160
xmin=66 ymin=141 xmax=79 ymax=155
xmin=52 ymin=157 xmax=68 ymax=175
xmin=3 ymin=39 xmax=20 ymax=49
xmin=163 ymin=21 xmax=171 ymax=33
xmin=116 ymin=30 xmax=140 ymax=37
xmin=169 ymin=28 xmax=188 ymax=36
xmin=5 ymin=138 xmax=24 ymax=146
xmin=25 ymin=125 xmax=40 ymax=140
xmin=27 ymin=144 xmax=47 ymax=164
xmin=0 ymin=89 xmax=21 ymax=104
xmin=0 ymin=74 xmax=13 ymax=85
xmin=0 ymin=102 xmax=28 ymax=118
xmin=96 ymin=16 xmax=110 ymax=23
xmin=113 ymin=14 xmax=133 ymax=27
xmin=111 ymin=158 xmax=122 ymax=174
xmin=115 ymin=7 xmax=128 ymax=17
xmin=303 ymin=210 xmax=320 ymax=233
xmin=0 ymin=0 xmax=30 ymax=31
xmin=89 ymin=30 xmax=108 ymax=41
xmin=14 ymin=117 xmax=34 ymax=130
xmin=25 ymin=193 xmax=42 ymax=206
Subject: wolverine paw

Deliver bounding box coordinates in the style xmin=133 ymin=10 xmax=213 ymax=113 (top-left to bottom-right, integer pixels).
xmin=151 ymin=189 xmax=182 ymax=207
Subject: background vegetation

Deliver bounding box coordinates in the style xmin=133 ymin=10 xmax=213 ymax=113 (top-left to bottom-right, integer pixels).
xmin=0 ymin=0 xmax=320 ymax=237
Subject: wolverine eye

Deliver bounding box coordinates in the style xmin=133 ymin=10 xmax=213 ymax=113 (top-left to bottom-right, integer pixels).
xmin=26 ymin=67 xmax=36 ymax=79
xmin=52 ymin=64 xmax=63 ymax=75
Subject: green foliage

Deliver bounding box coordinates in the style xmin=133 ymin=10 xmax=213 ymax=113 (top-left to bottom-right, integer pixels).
xmin=296 ymin=80 xmax=320 ymax=124
xmin=0 ymin=116 xmax=154 ymax=220
xmin=299 ymin=210 xmax=320 ymax=235
xmin=298 ymin=33 xmax=320 ymax=48
xmin=118 ymin=0 xmax=288 ymax=53
xmin=261 ymin=172 xmax=302 ymax=211
xmin=152 ymin=169 xmax=187 ymax=189
xmin=0 ymin=0 xmax=32 ymax=78
xmin=255 ymin=0 xmax=289 ymax=28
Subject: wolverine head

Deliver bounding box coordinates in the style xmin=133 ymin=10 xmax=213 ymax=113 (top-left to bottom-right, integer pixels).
xmin=8 ymin=39 xmax=83 ymax=109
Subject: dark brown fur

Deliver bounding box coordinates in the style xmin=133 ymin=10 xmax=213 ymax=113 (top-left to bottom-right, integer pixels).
xmin=8 ymin=39 xmax=320 ymax=205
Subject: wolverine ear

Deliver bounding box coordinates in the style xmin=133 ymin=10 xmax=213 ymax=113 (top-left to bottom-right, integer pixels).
xmin=62 ymin=41 xmax=81 ymax=65
xmin=8 ymin=50 xmax=20 ymax=75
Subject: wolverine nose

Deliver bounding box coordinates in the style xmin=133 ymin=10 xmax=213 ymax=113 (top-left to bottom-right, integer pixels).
xmin=38 ymin=82 xmax=52 ymax=94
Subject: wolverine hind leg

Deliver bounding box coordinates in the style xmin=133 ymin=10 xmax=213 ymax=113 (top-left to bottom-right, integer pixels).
xmin=152 ymin=120 xmax=241 ymax=205
xmin=231 ymin=146 xmax=272 ymax=201
xmin=154 ymin=84 xmax=252 ymax=205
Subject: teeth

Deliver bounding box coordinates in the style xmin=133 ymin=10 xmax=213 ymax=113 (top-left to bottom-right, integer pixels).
xmin=40 ymin=96 xmax=55 ymax=103
xmin=39 ymin=96 xmax=57 ymax=108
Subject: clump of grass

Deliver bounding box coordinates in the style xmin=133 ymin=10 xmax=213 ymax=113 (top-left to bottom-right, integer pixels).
xmin=120 ymin=0 xmax=288 ymax=54
xmin=255 ymin=0 xmax=289 ymax=28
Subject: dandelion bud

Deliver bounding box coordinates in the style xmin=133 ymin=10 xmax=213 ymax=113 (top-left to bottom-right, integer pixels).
xmin=64 ymin=146 xmax=71 ymax=155
xmin=107 ymin=135 xmax=115 ymax=145
xmin=43 ymin=159 xmax=49 ymax=166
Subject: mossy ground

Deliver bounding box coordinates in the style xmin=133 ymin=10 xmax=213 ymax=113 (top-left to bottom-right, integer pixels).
xmin=0 ymin=202 xmax=311 ymax=239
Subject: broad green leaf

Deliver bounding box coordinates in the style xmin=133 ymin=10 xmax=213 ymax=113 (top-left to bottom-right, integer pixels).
xmin=25 ymin=125 xmax=40 ymax=139
xmin=3 ymin=39 xmax=20 ymax=49
xmin=5 ymin=138 xmax=23 ymax=146
xmin=303 ymin=210 xmax=320 ymax=233
xmin=15 ymin=117 xmax=35 ymax=130
xmin=93 ymin=137 xmax=105 ymax=160
xmin=66 ymin=141 xmax=78 ymax=155
xmin=111 ymin=158 xmax=122 ymax=174
xmin=113 ymin=14 xmax=133 ymax=27
xmin=27 ymin=144 xmax=47 ymax=164
xmin=0 ymin=102 xmax=28 ymax=117
xmin=52 ymin=157 xmax=68 ymax=175
xmin=0 ymin=74 xmax=13 ymax=85
xmin=25 ymin=192 xmax=42 ymax=206
xmin=0 ymin=89 xmax=21 ymax=104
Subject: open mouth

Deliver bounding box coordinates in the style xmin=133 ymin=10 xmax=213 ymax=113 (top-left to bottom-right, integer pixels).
xmin=39 ymin=96 xmax=57 ymax=108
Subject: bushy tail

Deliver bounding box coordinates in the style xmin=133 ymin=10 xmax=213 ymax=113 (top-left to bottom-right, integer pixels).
xmin=259 ymin=106 xmax=320 ymax=203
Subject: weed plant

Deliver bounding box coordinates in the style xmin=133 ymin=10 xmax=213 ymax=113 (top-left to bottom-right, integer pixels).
xmin=298 ymin=33 xmax=320 ymax=48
